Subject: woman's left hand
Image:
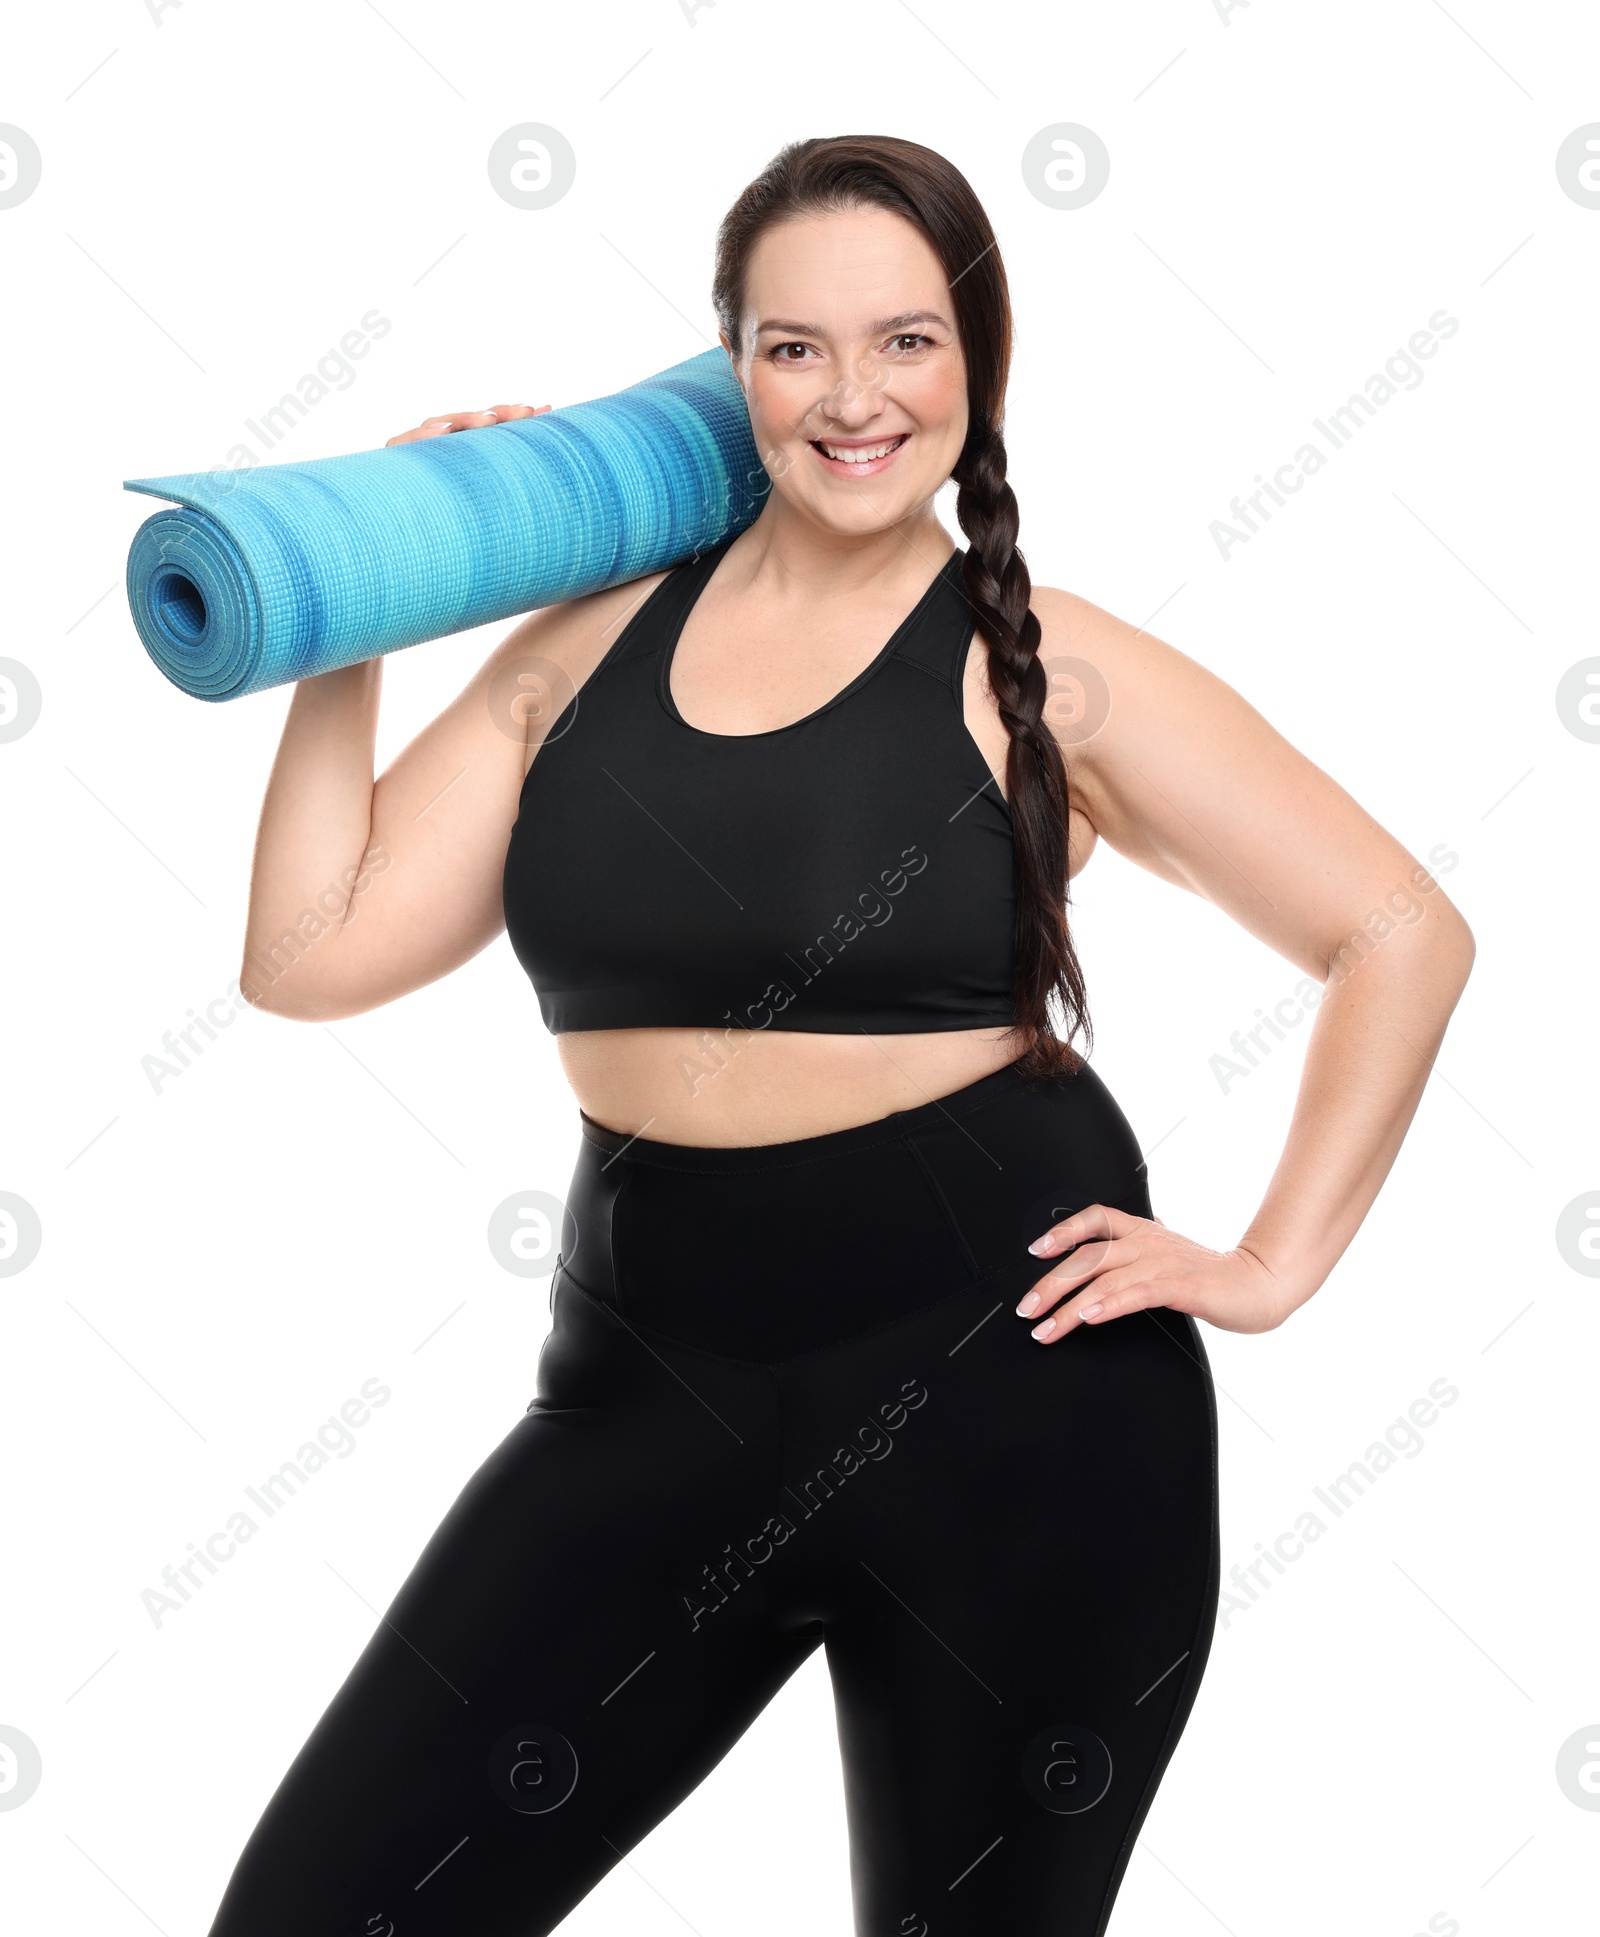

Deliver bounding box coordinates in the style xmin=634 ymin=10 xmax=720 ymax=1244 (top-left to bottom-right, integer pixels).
xmin=1017 ymin=1205 xmax=1287 ymax=1341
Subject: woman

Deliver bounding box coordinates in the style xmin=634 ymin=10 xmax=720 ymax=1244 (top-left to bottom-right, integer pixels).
xmin=211 ymin=137 xmax=1473 ymax=1936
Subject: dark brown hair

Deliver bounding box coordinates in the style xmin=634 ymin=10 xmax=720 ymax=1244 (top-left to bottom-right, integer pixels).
xmin=712 ymin=134 xmax=1089 ymax=1075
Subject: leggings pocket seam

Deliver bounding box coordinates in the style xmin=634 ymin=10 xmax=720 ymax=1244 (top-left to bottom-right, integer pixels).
xmin=607 ymin=1162 xmax=635 ymax=1318
xmin=901 ymin=1133 xmax=982 ymax=1280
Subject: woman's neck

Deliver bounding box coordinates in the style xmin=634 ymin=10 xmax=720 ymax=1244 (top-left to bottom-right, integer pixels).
xmin=723 ymin=497 xmax=957 ymax=603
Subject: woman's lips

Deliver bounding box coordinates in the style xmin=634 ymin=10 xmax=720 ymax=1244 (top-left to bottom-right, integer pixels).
xmin=807 ymin=432 xmax=910 ymax=478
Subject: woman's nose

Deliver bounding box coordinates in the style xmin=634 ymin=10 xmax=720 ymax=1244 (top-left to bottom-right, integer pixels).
xmin=804 ymin=363 xmax=892 ymax=433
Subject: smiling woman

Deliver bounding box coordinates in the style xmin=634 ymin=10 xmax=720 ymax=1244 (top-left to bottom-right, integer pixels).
xmin=210 ymin=135 xmax=1474 ymax=1937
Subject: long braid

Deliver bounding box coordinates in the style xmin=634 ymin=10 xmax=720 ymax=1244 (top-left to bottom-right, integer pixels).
xmin=955 ymin=426 xmax=1089 ymax=1075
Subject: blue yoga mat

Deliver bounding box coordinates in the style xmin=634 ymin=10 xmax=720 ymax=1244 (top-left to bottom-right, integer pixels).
xmin=123 ymin=349 xmax=766 ymax=701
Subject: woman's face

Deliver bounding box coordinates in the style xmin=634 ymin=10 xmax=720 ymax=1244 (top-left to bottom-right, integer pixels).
xmin=722 ymin=204 xmax=970 ymax=537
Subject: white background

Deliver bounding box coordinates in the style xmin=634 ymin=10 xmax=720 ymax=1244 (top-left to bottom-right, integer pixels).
xmin=3 ymin=1 xmax=1597 ymax=1933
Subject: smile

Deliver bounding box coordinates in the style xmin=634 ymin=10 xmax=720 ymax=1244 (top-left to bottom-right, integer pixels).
xmin=809 ymin=433 xmax=910 ymax=476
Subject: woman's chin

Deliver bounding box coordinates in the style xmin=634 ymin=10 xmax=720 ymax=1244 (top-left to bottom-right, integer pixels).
xmin=788 ymin=485 xmax=937 ymax=539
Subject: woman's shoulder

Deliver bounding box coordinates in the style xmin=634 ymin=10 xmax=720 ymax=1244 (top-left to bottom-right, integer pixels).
xmin=1024 ymin=578 xmax=1231 ymax=815
xmin=1030 ymin=580 xmax=1146 ymax=653
xmin=1029 ymin=579 xmax=1219 ymax=699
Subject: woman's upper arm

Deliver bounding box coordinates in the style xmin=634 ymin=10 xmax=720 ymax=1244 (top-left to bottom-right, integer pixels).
xmin=1033 ymin=585 xmax=1473 ymax=979
xmin=318 ymin=576 xmax=656 ymax=1011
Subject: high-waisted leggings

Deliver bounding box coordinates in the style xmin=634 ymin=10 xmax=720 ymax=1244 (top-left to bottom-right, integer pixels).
xmin=206 ymin=1056 xmax=1220 ymax=1937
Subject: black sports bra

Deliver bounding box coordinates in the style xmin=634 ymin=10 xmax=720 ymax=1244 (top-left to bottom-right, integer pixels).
xmin=502 ymin=536 xmax=1017 ymax=1035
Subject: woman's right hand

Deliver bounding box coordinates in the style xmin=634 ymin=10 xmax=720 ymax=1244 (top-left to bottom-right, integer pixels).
xmin=385 ymin=403 xmax=550 ymax=447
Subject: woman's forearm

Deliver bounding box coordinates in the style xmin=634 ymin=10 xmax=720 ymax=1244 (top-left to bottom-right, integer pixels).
xmin=240 ymin=658 xmax=385 ymax=1013
xmin=1237 ymin=905 xmax=1476 ymax=1319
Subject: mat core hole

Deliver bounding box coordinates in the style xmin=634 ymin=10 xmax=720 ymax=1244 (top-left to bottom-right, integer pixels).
xmin=155 ymin=571 xmax=207 ymax=641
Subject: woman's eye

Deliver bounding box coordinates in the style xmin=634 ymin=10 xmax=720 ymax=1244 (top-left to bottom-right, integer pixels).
xmin=889 ymin=333 xmax=931 ymax=354
xmin=772 ymin=342 xmax=813 ymax=362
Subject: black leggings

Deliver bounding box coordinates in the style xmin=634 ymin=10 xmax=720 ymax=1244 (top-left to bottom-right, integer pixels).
xmin=206 ymin=1057 xmax=1220 ymax=1936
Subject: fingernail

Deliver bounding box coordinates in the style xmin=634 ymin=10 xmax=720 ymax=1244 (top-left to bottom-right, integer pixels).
xmin=1027 ymin=1237 xmax=1050 ymax=1255
xmin=1016 ymin=1292 xmax=1040 ymax=1317
xmin=1080 ymin=1301 xmax=1104 ymax=1320
xmin=1031 ymin=1318 xmax=1056 ymax=1340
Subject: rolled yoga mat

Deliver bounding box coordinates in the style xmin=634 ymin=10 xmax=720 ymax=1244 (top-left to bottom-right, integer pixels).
xmin=123 ymin=348 xmax=767 ymax=702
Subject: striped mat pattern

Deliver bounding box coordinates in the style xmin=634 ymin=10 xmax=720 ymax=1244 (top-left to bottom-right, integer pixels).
xmin=123 ymin=349 xmax=766 ymax=701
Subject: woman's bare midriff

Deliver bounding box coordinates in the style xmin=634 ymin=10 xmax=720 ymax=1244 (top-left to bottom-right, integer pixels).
xmin=556 ymin=1024 xmax=1022 ymax=1147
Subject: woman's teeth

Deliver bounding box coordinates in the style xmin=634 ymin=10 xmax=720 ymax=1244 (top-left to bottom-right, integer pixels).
xmin=814 ymin=435 xmax=907 ymax=463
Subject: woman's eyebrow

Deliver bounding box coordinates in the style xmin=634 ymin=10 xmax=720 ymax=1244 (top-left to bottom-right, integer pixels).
xmin=753 ymin=309 xmax=952 ymax=337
